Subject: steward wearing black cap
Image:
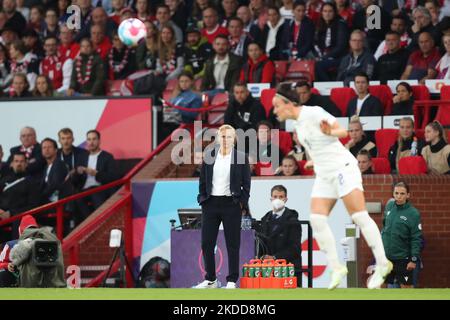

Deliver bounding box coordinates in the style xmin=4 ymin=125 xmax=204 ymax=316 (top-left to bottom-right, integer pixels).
xmin=183 ymin=25 xmax=213 ymax=79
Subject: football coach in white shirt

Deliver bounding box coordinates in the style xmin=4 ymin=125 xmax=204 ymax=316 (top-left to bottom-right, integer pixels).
xmin=195 ymin=124 xmax=251 ymax=289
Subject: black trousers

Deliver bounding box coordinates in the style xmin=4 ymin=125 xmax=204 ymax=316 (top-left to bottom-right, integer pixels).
xmin=201 ymin=196 xmax=241 ymax=283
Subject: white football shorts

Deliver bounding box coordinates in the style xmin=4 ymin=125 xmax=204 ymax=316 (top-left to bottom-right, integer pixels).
xmin=311 ymin=162 xmax=364 ymax=199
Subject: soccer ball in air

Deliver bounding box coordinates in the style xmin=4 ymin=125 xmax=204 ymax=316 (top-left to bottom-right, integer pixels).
xmin=118 ymin=18 xmax=147 ymax=47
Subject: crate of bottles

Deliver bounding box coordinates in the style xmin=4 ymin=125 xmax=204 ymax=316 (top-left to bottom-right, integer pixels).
xmin=240 ymin=258 xmax=297 ymax=289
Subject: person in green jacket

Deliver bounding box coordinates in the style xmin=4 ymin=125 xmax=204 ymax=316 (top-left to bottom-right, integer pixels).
xmin=381 ymin=181 xmax=423 ymax=288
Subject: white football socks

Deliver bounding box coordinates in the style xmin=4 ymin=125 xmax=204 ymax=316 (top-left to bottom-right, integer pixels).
xmin=351 ymin=211 xmax=389 ymax=266
xmin=310 ymin=213 xmax=343 ymax=271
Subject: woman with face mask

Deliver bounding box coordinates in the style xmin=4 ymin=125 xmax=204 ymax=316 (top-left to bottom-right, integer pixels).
xmin=259 ymin=185 xmax=302 ymax=285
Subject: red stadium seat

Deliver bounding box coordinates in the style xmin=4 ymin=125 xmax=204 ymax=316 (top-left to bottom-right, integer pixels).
xmin=275 ymin=131 xmax=293 ymax=156
xmin=260 ymin=88 xmax=276 ymax=117
xmin=415 ymin=129 xmax=425 ymax=141
xmin=371 ymin=157 xmax=391 ymax=174
xmin=165 ymin=78 xmax=178 ymax=91
xmin=339 ymin=136 xmax=351 ymax=146
xmin=411 ymin=85 xmax=431 ymax=129
xmin=210 ymin=92 xmax=229 ymax=110
xmin=369 ymin=85 xmax=393 ymax=115
xmin=105 ymin=80 xmax=133 ymax=96
xmin=375 ymin=128 xmax=399 ymax=158
xmin=285 ymin=60 xmax=315 ymax=82
xmin=254 ymin=162 xmax=275 ymax=176
xmin=435 ymin=85 xmax=450 ymax=127
xmin=330 ymin=87 xmax=357 ymax=117
xmin=194 ymin=78 xmax=203 ymax=91
xmin=207 ymin=92 xmax=229 ymax=125
xmin=398 ymin=156 xmax=428 ymax=174
xmin=311 ymin=87 xmax=320 ymax=95
xmin=298 ymin=160 xmax=314 ymax=176
xmin=274 ymin=60 xmax=289 ymax=82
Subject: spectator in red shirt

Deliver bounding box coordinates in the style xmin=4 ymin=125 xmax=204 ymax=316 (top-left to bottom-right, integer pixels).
xmin=40 ymin=36 xmax=73 ymax=94
xmin=239 ymin=42 xmax=275 ymax=85
xmin=306 ymin=0 xmax=323 ymax=26
xmin=90 ymin=24 xmax=112 ymax=61
xmin=335 ymin=0 xmax=354 ymax=28
xmin=201 ymin=7 xmax=229 ymax=44
xmin=58 ymin=25 xmax=80 ymax=61
xmin=401 ymin=31 xmax=440 ymax=84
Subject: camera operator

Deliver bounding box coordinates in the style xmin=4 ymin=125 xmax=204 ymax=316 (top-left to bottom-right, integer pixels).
xmin=9 ymin=215 xmax=65 ymax=288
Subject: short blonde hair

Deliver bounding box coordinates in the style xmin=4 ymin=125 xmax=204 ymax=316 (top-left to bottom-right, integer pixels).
xmin=218 ymin=124 xmax=236 ymax=135
xmin=217 ymin=124 xmax=237 ymax=143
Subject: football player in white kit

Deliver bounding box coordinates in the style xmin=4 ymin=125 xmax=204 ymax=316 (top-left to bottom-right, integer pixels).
xmin=272 ymin=83 xmax=392 ymax=289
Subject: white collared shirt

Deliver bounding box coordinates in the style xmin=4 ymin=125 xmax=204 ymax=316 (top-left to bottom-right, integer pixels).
xmin=272 ymin=207 xmax=286 ymax=218
xmin=213 ymin=54 xmax=230 ymax=90
xmin=83 ymin=151 xmax=102 ymax=189
xmin=356 ymin=93 xmax=370 ymax=116
xmin=211 ymin=150 xmax=232 ymax=196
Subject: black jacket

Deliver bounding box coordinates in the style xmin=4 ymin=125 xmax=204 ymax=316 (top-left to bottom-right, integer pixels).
xmin=201 ymin=53 xmax=243 ymax=92
xmin=391 ymin=99 xmax=414 ymax=116
xmin=197 ymin=147 xmax=251 ymax=206
xmin=0 ymin=162 xmax=9 ymax=180
xmin=314 ymin=19 xmax=349 ymax=59
xmin=224 ymin=95 xmax=267 ymax=131
xmin=260 ymin=208 xmax=302 ymax=270
xmin=375 ymin=48 xmax=410 ymax=84
xmin=304 ymin=94 xmax=342 ymax=117
xmin=40 ymin=159 xmax=70 ymax=204
xmin=281 ymin=17 xmax=315 ymax=59
xmin=250 ymin=21 xmax=286 ymax=61
xmin=337 ymin=50 xmax=376 ymax=85
xmin=388 ymin=136 xmax=426 ymax=172
xmin=57 ymin=146 xmax=89 ymax=171
xmin=0 ymin=172 xmax=40 ymax=215
xmin=346 ymin=95 xmax=384 ymax=117
xmin=72 ymin=150 xmax=118 ymax=191
xmin=348 ymin=136 xmax=377 ymax=158
xmin=7 ymin=144 xmax=45 ymax=176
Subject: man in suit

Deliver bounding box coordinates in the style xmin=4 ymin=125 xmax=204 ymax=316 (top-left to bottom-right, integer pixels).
xmin=195 ymin=124 xmax=251 ymax=289
xmin=280 ymin=1 xmax=315 ymax=60
xmin=201 ymin=34 xmax=243 ymax=97
xmin=73 ymin=130 xmax=118 ymax=223
xmin=295 ymin=81 xmax=341 ymax=117
xmin=7 ymin=127 xmax=45 ymax=176
xmin=346 ymin=72 xmax=383 ymax=117
xmin=259 ymin=185 xmax=302 ymax=284
xmin=0 ymin=153 xmax=40 ymax=241
xmin=40 ymin=138 xmax=69 ymax=204
xmin=57 ymin=127 xmax=89 ymax=179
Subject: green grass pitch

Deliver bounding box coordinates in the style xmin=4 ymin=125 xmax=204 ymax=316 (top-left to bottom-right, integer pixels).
xmin=0 ymin=288 xmax=449 ymax=300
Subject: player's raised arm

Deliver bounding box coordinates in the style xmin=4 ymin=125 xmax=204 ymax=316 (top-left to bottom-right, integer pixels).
xmin=320 ymin=120 xmax=348 ymax=139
